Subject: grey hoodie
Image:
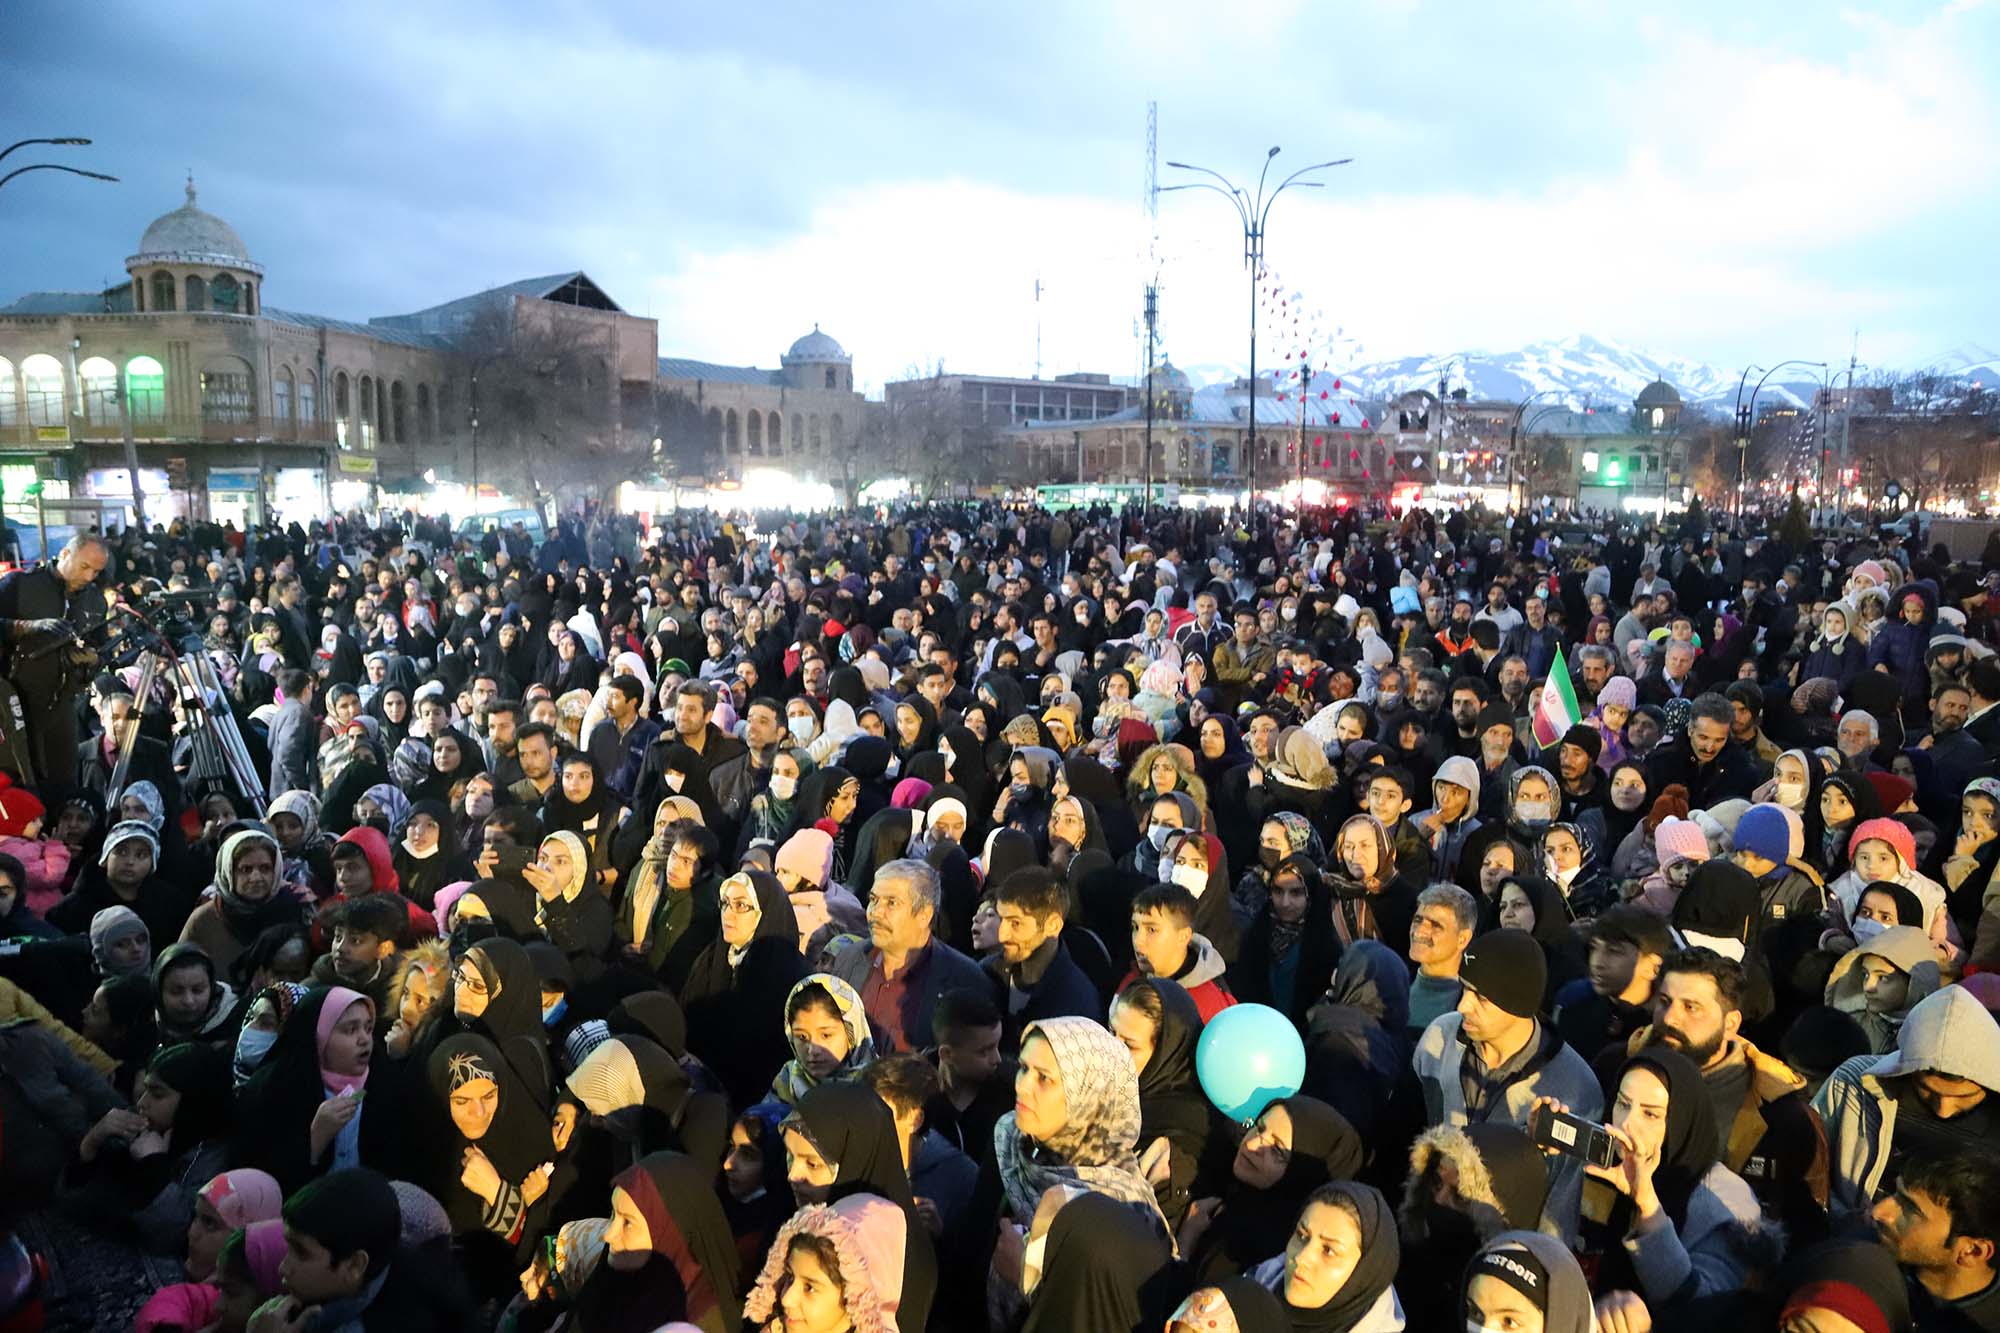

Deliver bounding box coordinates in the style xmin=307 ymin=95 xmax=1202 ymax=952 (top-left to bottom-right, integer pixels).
xmin=1412 ymin=754 xmax=1484 ymax=880
xmin=1468 ymin=1231 xmax=1597 ymax=1333
xmin=1822 ymin=924 xmax=1943 ymax=1054
xmin=1814 ymin=986 xmax=2000 ymax=1220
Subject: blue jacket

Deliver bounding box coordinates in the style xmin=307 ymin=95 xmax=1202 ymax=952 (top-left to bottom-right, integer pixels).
xmin=1865 ymin=581 xmax=1937 ymax=696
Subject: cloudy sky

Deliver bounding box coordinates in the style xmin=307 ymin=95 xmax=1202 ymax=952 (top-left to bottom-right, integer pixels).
xmin=6 ymin=1 xmax=1995 ymax=391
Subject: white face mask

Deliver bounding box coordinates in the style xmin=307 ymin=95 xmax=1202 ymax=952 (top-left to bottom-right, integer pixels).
xmin=665 ymin=772 xmax=685 ymax=792
xmin=1147 ymin=824 xmax=1174 ymax=852
xmin=767 ymin=773 xmax=797 ymax=801
xmin=1515 ymin=801 xmax=1553 ymax=824
xmin=788 ymin=716 xmax=815 ymax=742
xmin=1776 ymin=780 xmax=1805 ymax=809
xmin=1171 ymin=863 xmax=1208 ymax=896
xmin=1850 ymin=915 xmax=1890 ymax=944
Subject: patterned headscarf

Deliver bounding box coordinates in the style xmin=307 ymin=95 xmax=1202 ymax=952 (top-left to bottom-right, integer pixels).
xmin=772 ymin=974 xmax=877 ymax=1107
xmin=118 ymin=780 xmax=166 ymax=831
xmin=994 ymin=1015 xmax=1174 ymax=1252
xmin=361 ymin=783 xmax=412 ymax=835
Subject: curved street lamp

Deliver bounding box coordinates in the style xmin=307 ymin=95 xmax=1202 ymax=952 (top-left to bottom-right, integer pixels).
xmin=1163 ymin=147 xmax=1351 ymax=536
xmin=1507 ymin=389 xmax=1568 ymax=508
xmin=1738 ymin=359 xmax=1826 ymax=515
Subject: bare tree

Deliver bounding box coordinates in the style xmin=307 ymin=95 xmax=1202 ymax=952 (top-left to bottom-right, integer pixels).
xmin=442 ymin=298 xmax=631 ymax=516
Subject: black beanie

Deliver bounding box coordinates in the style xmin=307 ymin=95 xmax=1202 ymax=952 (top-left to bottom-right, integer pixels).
xmin=1476 ymin=703 xmax=1517 ymax=741
xmin=284 ymin=1168 xmax=402 ymax=1280
xmin=1559 ymin=724 xmax=1602 ymax=763
xmin=1779 ymin=1004 xmax=1872 ymax=1080
xmin=1459 ymin=928 xmax=1547 ymax=1019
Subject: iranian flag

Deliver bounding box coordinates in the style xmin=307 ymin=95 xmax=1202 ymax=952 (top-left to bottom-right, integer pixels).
xmin=1530 ymin=643 xmax=1582 ymax=748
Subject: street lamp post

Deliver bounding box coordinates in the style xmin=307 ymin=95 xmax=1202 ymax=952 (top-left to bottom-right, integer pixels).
xmin=1741 ymin=359 xmax=1826 ymax=517
xmin=0 ymin=138 xmax=116 ymax=194
xmin=1163 ymin=148 xmax=1351 ymax=539
xmin=1506 ymin=389 xmax=1565 ymax=511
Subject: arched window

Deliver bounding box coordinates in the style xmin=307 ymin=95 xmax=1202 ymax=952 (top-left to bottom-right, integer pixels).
xmin=244 ymin=281 xmax=257 ymax=316
xmin=150 ymin=270 xmax=175 ymax=313
xmin=808 ymin=414 xmax=822 ymax=452
xmin=299 ymin=371 xmax=317 ymax=428
xmin=201 ymin=357 xmax=254 ymax=426
xmin=126 ymin=356 xmax=165 ymax=422
xmin=78 ymin=357 xmax=118 ymax=425
xmin=747 ymin=410 xmax=762 ymax=455
xmin=334 ymin=372 xmax=351 ymax=447
xmin=416 ymin=384 xmax=432 ymax=442
xmin=20 ymin=354 xmax=64 ymax=427
xmin=791 ymin=414 xmax=803 ymax=452
xmin=210 ymin=274 xmax=241 ymax=315
xmin=0 ymin=358 xmax=16 ymax=426
xmin=359 ymin=376 xmax=376 ymax=449
xmin=725 ymin=408 xmax=739 ymax=453
xmin=274 ymin=369 xmax=294 ymax=432
xmin=829 ymin=413 xmax=843 ymax=449
xmin=706 ymin=407 xmax=724 ymax=453
xmin=184 ymin=275 xmax=207 ymax=312
xmin=391 ymin=381 xmax=407 ymax=444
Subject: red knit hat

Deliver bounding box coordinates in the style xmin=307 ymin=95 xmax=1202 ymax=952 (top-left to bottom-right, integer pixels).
xmin=1864 ymin=771 xmax=1915 ymax=814
xmin=1848 ymin=816 xmax=1915 ymax=869
xmin=0 ymin=772 xmax=45 ymax=839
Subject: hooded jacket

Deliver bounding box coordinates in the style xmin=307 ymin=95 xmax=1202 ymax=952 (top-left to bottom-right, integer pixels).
xmin=1410 ymin=1010 xmax=1603 ymax=1242
xmin=1865 ymin=579 xmax=1939 ymax=696
xmin=1411 ymin=754 xmax=1483 ymax=881
xmin=1823 ymin=924 xmax=1944 ymax=1054
xmin=1117 ymin=933 xmax=1235 ymax=1023
xmin=1813 ymin=986 xmax=2000 ymax=1221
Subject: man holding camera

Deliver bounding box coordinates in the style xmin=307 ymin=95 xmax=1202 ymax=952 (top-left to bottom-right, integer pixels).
xmin=0 ymin=534 xmax=111 ymax=800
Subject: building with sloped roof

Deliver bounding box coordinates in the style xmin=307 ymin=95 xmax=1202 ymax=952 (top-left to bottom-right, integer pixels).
xmin=655 ymin=325 xmax=867 ymax=485
xmin=0 ymin=182 xmax=657 ymax=527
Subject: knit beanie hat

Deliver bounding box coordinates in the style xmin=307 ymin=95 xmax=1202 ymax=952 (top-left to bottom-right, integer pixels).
xmin=1778 ymin=1004 xmax=1871 ymax=1080
xmin=1792 ymin=677 xmax=1841 ymax=716
xmin=1848 ymin=817 xmax=1915 ymax=869
xmin=1733 ymin=804 xmax=1793 ymax=867
xmin=776 ymin=827 xmax=835 ymax=889
xmin=1645 ymin=784 xmax=1691 ymax=832
xmin=1459 ymin=929 xmax=1547 ymax=1019
xmin=1773 ymin=803 xmax=1806 ymax=860
xmin=100 ymin=819 xmax=161 ymax=866
xmin=1864 ymin=772 xmax=1914 ymax=814
xmin=1560 ymin=724 xmax=1602 ymax=763
xmin=1654 ymin=816 xmax=1711 ymax=868
xmin=1595 ymin=676 xmax=1637 ymax=713
xmin=0 ymin=773 xmax=45 ymax=838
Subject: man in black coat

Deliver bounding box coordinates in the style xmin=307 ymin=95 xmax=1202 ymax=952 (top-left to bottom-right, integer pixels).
xmin=980 ymin=866 xmax=1102 ymax=1056
xmin=0 ymin=534 xmax=110 ymax=799
xmin=1645 ymin=691 xmax=1758 ymax=807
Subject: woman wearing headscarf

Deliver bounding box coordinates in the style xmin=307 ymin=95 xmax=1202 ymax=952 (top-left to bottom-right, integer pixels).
xmin=1181 ymin=1092 xmax=1364 ymax=1283
xmin=558 ymin=1033 xmax=715 ymax=1200
xmin=682 ymin=869 xmax=806 ymax=1110
xmin=778 ymin=1082 xmax=937 ymax=1333
xmin=939 ymin=724 xmax=996 ymax=830
xmin=235 ymin=985 xmax=387 ymax=1194
xmin=1564 ymin=1043 xmax=1781 ymax=1307
xmin=1017 ymin=1189 xmax=1174 ymax=1333
xmin=1459 ymin=1231 xmax=1597 ymax=1333
xmin=355 ymin=780 xmax=412 ymax=839
xmin=150 ymin=941 xmax=238 ymax=1046
xmin=266 ymin=789 xmax=334 ymax=900
xmin=1325 ymin=813 xmax=1420 ymax=958
xmin=417 ymin=728 xmax=485 ymax=807
xmin=1300 ymin=940 xmax=1410 ymax=1138
xmin=743 ymin=1195 xmax=898 ymax=1333
xmin=524 ymin=829 xmax=614 ymax=984
xmin=1248 ymin=1180 xmax=1402 ymax=1332
xmin=1484 ymin=873 xmax=1585 ymax=1011
xmin=791 ymin=766 xmax=862 ymax=884
xmin=996 ymin=1015 xmax=1176 ymax=1256
xmin=1107 ymin=976 xmax=1219 ymax=1231
xmin=549 ymin=1151 xmax=745 ymax=1333
xmin=61 ymin=1041 xmax=233 ymax=1254
xmin=1231 ymin=853 xmax=1339 ymax=1033
xmin=174 ymin=828 xmax=302 ymax=978
xmin=181 ymin=1166 xmax=284 ymax=1284
xmin=1541 ymin=818 xmax=1616 ymax=920
xmin=770 ymin=973 xmax=878 ymax=1108
xmin=424 ymin=1032 xmax=554 ymax=1291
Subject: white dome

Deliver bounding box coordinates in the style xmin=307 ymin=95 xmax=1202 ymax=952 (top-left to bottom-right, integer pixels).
xmin=129 ymin=177 xmax=261 ymax=273
xmin=783 ymin=325 xmax=850 ymax=364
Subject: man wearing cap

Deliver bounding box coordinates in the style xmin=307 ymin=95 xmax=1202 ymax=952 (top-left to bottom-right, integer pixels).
xmin=1724 ymin=680 xmax=1782 ymax=774
xmin=1553 ymin=724 xmax=1606 ymax=821
xmin=1407 ymin=927 xmax=1603 ymax=1239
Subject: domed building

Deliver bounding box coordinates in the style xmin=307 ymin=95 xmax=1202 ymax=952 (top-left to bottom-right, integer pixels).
xmin=1633 ymin=378 xmax=1683 ymax=433
xmin=656 ymin=324 xmax=868 ymax=484
xmin=0 ymin=178 xmax=659 ymax=525
xmin=124 ymin=176 xmax=265 ymax=315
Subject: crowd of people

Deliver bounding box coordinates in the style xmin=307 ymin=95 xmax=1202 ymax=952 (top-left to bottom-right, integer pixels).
xmin=1 ymin=498 xmax=1999 ymax=1333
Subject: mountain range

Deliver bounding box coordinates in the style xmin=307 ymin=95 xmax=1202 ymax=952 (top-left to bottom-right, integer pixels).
xmin=1171 ymin=335 xmax=1999 ymax=413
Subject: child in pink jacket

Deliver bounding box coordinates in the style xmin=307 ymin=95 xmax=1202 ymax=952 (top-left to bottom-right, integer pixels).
xmin=0 ymin=774 xmax=71 ymax=918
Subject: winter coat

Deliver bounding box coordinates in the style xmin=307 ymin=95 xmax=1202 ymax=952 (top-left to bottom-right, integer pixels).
xmin=1864 ymin=581 xmax=1938 ymax=699
xmin=1622 ymin=1161 xmax=1784 ymax=1307
xmin=1823 ymin=925 xmax=1943 ymax=1054
xmin=0 ymin=834 xmax=70 ymax=919
xmin=1814 ymin=987 xmax=2000 ymax=1222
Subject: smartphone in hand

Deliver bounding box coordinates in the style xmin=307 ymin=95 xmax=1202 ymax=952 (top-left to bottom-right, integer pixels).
xmin=1531 ymin=1103 xmax=1620 ymax=1170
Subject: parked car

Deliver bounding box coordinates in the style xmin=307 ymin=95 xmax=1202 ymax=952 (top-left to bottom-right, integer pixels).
xmin=457 ymin=508 xmax=546 ymax=546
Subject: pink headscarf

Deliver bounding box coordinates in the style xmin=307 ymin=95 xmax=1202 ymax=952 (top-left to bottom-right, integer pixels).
xmin=890 ymin=777 xmax=933 ymax=810
xmin=242 ymin=1218 xmax=287 ymax=1298
xmin=199 ymin=1168 xmax=284 ymax=1232
xmin=316 ymin=985 xmax=374 ymax=1094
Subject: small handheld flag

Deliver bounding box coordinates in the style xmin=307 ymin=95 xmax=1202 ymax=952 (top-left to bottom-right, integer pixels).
xmin=1531 ymin=643 xmax=1583 ymax=749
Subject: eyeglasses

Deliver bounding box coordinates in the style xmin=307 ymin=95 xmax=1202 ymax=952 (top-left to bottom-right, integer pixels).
xmin=721 ymin=898 xmax=759 ymax=916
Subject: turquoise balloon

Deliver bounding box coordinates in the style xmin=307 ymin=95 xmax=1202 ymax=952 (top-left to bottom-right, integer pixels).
xmin=1195 ymin=1003 xmax=1305 ymax=1124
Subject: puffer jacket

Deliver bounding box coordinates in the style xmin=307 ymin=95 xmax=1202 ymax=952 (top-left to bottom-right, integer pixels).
xmin=1865 ymin=580 xmax=1938 ymax=697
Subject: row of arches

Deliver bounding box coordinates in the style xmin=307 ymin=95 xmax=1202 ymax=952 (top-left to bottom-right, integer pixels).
xmin=710 ymin=406 xmax=841 ymax=456
xmin=0 ymin=354 xmax=442 ymax=447
xmin=135 ymin=268 xmax=259 ymax=317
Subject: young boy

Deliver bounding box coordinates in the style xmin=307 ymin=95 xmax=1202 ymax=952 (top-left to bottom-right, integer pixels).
xmin=1120 ymin=883 xmax=1236 ymax=1021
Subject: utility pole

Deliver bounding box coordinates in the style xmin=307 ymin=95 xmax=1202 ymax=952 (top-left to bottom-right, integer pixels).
xmin=1033 ymin=278 xmax=1044 ymax=381
xmin=1142 ymin=283 xmax=1157 ymax=517
xmin=1297 ymin=356 xmax=1313 ymax=501
xmin=1838 ymin=335 xmax=1858 ymax=517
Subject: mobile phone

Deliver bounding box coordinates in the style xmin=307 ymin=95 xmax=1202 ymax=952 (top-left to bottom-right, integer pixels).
xmin=1531 ymin=1103 xmax=1620 ymax=1169
xmin=493 ymin=846 xmax=533 ymax=878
